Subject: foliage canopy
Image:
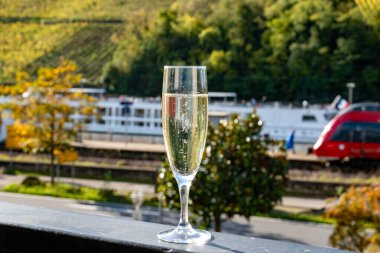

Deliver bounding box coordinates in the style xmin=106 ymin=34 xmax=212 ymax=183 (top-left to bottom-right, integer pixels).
xmin=103 ymin=0 xmax=380 ymax=103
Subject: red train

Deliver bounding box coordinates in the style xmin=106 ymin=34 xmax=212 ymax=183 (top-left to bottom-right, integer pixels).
xmin=313 ymin=103 xmax=380 ymax=160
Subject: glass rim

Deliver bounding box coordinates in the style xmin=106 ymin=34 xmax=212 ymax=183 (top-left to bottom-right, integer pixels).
xmin=164 ymin=65 xmax=206 ymax=69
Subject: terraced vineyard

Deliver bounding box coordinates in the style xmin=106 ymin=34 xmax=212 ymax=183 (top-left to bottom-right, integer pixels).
xmin=0 ymin=0 xmax=168 ymax=20
xmin=0 ymin=0 xmax=170 ymax=83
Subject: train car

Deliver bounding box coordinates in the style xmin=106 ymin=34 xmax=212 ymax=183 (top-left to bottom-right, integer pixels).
xmin=313 ymin=103 xmax=380 ymax=160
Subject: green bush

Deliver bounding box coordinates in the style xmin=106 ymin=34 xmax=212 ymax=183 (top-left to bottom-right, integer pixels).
xmin=21 ymin=176 xmax=44 ymax=187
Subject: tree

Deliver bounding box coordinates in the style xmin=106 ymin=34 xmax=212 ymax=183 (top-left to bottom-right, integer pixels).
xmin=326 ymin=185 xmax=380 ymax=252
xmin=103 ymin=0 xmax=380 ymax=103
xmin=0 ymin=60 xmax=96 ymax=184
xmin=157 ymin=112 xmax=288 ymax=232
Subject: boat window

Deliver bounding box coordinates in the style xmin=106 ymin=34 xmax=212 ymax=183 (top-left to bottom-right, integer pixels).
xmin=154 ymin=110 xmax=161 ymax=118
xmin=121 ymin=102 xmax=132 ymax=116
xmin=323 ymin=112 xmax=336 ymax=121
xmin=302 ymin=115 xmax=317 ymax=122
xmin=97 ymin=107 xmax=106 ymax=116
xmin=96 ymin=107 xmax=105 ymax=124
xmin=96 ymin=117 xmax=105 ymax=125
xmin=134 ymin=109 xmax=145 ymax=118
xmin=134 ymin=122 xmax=144 ymax=127
xmin=84 ymin=117 xmax=92 ymax=124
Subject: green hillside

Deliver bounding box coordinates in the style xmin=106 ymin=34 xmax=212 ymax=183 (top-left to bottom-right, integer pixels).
xmin=0 ymin=0 xmax=170 ymax=83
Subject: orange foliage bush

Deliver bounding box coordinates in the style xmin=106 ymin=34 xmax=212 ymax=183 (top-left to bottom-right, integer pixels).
xmin=326 ymin=185 xmax=380 ymax=252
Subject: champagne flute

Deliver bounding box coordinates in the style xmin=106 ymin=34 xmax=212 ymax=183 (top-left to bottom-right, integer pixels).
xmin=157 ymin=66 xmax=211 ymax=244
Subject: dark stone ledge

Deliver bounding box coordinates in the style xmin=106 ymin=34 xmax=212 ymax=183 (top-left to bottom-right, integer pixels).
xmin=0 ymin=202 xmax=351 ymax=253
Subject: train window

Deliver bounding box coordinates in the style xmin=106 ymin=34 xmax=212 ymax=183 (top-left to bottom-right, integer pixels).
xmin=362 ymin=123 xmax=380 ymax=143
xmin=302 ymin=115 xmax=317 ymax=122
xmin=329 ymin=122 xmax=357 ymax=142
xmin=365 ymin=105 xmax=380 ymax=112
xmin=330 ymin=122 xmax=380 ymax=143
xmin=351 ymin=105 xmax=380 ymax=112
xmin=351 ymin=106 xmax=365 ymax=111
xmin=351 ymin=124 xmax=362 ymax=142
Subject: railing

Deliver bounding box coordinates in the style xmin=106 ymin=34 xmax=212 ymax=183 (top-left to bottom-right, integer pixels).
xmin=0 ymin=202 xmax=351 ymax=253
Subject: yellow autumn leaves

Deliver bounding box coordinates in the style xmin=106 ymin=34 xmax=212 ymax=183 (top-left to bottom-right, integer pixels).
xmin=1 ymin=60 xmax=96 ymax=170
xmin=327 ymin=185 xmax=380 ymax=252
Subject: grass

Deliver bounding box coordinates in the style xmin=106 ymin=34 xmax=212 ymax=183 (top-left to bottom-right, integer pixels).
xmin=255 ymin=210 xmax=334 ymax=225
xmin=3 ymin=178 xmax=334 ymax=224
xmin=3 ymin=168 xmax=155 ymax=185
xmin=289 ymin=169 xmax=380 ymax=185
xmin=2 ymin=177 xmax=159 ymax=206
xmin=3 ymin=182 xmax=131 ymax=203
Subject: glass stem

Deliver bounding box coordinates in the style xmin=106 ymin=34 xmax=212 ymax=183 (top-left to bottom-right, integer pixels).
xmin=174 ymin=173 xmax=195 ymax=231
xmin=178 ymin=182 xmax=191 ymax=229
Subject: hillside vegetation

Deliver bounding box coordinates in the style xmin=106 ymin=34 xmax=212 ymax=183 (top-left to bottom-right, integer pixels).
xmin=103 ymin=0 xmax=380 ymax=102
xmin=0 ymin=0 xmax=379 ymax=102
xmin=0 ymin=0 xmax=170 ymax=83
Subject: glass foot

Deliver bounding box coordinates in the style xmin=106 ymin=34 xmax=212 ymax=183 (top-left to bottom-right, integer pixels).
xmin=157 ymin=227 xmax=211 ymax=244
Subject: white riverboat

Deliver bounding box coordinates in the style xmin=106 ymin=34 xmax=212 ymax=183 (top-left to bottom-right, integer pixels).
xmin=0 ymin=89 xmax=337 ymax=144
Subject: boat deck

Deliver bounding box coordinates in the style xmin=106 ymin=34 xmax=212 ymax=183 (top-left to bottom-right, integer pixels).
xmin=73 ymin=140 xmax=166 ymax=153
xmin=73 ymin=140 xmax=320 ymax=162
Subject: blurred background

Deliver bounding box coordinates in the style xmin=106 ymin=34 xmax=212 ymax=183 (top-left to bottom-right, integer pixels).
xmin=0 ymin=0 xmax=379 ymax=252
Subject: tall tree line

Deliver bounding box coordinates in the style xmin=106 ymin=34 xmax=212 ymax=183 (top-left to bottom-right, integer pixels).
xmin=102 ymin=0 xmax=380 ymax=103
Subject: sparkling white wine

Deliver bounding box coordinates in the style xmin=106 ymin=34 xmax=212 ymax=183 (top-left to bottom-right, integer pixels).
xmin=162 ymin=93 xmax=208 ymax=175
